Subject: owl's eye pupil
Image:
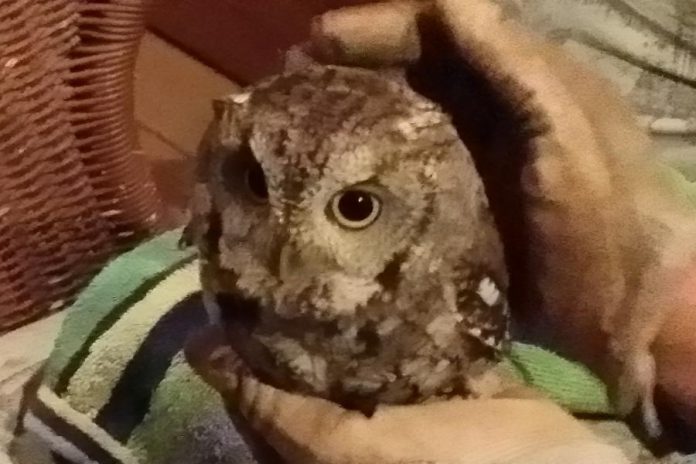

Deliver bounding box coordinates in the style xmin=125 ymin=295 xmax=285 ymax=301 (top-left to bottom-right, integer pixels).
xmin=331 ymin=189 xmax=381 ymax=229
xmin=246 ymin=163 xmax=268 ymax=200
xmin=338 ymin=191 xmax=372 ymax=220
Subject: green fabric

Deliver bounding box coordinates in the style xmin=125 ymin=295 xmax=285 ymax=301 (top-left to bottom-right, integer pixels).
xmin=49 ymin=223 xmax=696 ymax=462
xmin=126 ymin=353 xmax=232 ymax=463
xmin=45 ymin=164 xmax=696 ymax=426
xmin=659 ymin=160 xmax=696 ymax=208
xmin=51 ymin=228 xmax=616 ymax=416
xmin=35 ymin=166 xmax=696 ymax=463
xmin=503 ymin=344 xmax=612 ymax=414
xmin=43 ymin=230 xmax=195 ymax=387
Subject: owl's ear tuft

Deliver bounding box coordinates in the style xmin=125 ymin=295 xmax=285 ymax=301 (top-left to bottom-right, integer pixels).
xmin=284 ymin=44 xmax=320 ymax=73
xmin=211 ymin=92 xmax=250 ymax=121
xmin=206 ymin=92 xmax=250 ymax=152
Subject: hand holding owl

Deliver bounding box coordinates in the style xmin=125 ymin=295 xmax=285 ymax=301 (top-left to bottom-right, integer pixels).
xmin=187 ymin=325 xmax=629 ymax=464
xmin=307 ymin=0 xmax=696 ymax=445
xmin=185 ymin=0 xmax=696 ymax=462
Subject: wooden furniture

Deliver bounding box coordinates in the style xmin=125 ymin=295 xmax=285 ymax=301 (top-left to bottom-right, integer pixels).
xmin=0 ymin=0 xmax=162 ymax=332
xmin=0 ymin=0 xmax=375 ymax=331
xmin=148 ymin=0 xmax=375 ymax=83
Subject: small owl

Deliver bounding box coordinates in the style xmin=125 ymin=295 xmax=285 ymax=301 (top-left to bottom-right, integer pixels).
xmin=184 ymin=63 xmax=510 ymax=414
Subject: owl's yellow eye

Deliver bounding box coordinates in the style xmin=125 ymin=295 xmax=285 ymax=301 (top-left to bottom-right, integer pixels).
xmin=330 ymin=189 xmax=381 ymax=230
xmin=245 ymin=162 xmax=268 ymax=201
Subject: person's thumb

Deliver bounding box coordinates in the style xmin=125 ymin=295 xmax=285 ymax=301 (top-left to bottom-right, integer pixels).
xmin=236 ymin=373 xmax=630 ymax=464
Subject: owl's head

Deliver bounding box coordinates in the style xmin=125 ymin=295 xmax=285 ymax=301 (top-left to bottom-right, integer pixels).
xmin=188 ymin=64 xmax=505 ymax=325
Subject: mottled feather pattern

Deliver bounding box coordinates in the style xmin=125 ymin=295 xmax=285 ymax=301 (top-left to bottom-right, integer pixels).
xmin=187 ymin=64 xmax=510 ymax=413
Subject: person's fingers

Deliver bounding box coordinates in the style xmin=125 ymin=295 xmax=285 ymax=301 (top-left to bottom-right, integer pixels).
xmin=655 ymin=263 xmax=696 ymax=388
xmin=658 ymin=314 xmax=696 ymax=410
xmin=186 ymin=324 xmax=628 ymax=462
xmin=308 ymin=0 xmax=696 ymax=450
xmin=309 ymin=0 xmax=635 ymax=357
xmin=512 ymin=442 xmax=629 ymax=464
xmin=654 ymin=280 xmax=696 ymax=447
xmin=309 ymin=0 xmax=424 ymax=66
xmin=236 ymin=373 xmax=628 ymax=464
xmin=185 ymin=325 xmax=244 ymax=396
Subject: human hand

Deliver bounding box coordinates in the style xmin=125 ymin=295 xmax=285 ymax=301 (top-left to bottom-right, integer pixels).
xmin=306 ymin=0 xmax=696 ymax=447
xmin=186 ymin=326 xmax=629 ymax=464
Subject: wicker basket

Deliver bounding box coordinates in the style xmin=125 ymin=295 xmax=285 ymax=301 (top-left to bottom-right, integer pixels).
xmin=0 ymin=0 xmax=162 ymax=332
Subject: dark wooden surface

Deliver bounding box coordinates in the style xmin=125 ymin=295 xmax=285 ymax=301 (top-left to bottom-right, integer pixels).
xmin=147 ymin=0 xmax=374 ymax=83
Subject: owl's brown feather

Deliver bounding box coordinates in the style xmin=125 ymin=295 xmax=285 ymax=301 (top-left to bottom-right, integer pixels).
xmin=186 ymin=64 xmax=511 ymax=412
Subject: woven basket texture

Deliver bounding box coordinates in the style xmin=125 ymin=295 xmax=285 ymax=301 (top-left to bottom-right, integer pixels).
xmin=0 ymin=0 xmax=162 ymax=332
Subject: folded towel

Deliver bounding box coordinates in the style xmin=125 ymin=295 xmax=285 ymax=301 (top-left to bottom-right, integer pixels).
xmin=15 ymin=229 xmax=629 ymax=463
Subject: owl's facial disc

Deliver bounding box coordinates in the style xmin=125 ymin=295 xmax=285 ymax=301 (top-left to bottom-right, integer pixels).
xmin=192 ymin=65 xmax=510 ymax=409
xmin=207 ymin=65 xmax=491 ymax=321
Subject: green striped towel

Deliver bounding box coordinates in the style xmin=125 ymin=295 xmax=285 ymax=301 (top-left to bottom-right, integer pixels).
xmin=21 ymin=229 xmax=616 ymax=464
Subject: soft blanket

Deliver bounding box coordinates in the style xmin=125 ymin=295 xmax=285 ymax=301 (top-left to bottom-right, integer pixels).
xmin=18 ymin=229 xmax=622 ymax=464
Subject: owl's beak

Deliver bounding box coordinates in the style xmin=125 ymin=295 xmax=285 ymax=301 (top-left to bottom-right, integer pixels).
xmin=269 ymin=242 xmax=300 ymax=283
xmin=277 ymin=245 xmax=292 ymax=282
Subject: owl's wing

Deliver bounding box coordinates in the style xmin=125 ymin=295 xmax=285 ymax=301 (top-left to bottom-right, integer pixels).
xmin=455 ymin=271 xmax=510 ymax=357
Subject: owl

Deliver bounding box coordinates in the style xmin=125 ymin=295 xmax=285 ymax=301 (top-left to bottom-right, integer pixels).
xmin=183 ymin=63 xmax=510 ymax=414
